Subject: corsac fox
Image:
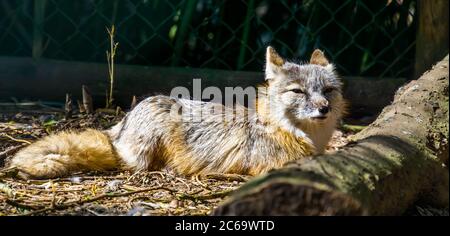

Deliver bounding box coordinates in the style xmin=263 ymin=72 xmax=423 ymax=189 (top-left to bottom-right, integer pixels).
xmin=7 ymin=47 xmax=345 ymax=179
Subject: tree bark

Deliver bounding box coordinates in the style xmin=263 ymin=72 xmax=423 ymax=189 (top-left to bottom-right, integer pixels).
xmin=415 ymin=0 xmax=449 ymax=78
xmin=213 ymin=56 xmax=449 ymax=216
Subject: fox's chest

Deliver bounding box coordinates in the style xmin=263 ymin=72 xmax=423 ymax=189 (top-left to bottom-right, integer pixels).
xmin=260 ymin=128 xmax=315 ymax=159
xmin=301 ymin=119 xmax=337 ymax=154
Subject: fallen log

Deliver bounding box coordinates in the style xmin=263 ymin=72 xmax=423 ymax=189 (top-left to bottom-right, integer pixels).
xmin=213 ymin=56 xmax=449 ymax=216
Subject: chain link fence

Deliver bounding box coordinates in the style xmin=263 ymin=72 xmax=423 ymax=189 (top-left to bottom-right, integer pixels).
xmin=0 ymin=0 xmax=417 ymax=78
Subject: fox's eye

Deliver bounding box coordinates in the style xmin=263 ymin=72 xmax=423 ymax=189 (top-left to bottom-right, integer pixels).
xmin=323 ymin=87 xmax=334 ymax=94
xmin=290 ymin=89 xmax=304 ymax=94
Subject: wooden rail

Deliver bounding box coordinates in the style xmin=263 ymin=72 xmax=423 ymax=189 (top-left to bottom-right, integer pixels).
xmin=0 ymin=57 xmax=406 ymax=116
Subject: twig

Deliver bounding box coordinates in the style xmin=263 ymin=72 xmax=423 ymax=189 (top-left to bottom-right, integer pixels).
xmin=177 ymin=189 xmax=234 ymax=201
xmin=6 ymin=199 xmax=41 ymax=210
xmin=0 ymin=134 xmax=32 ymax=145
xmin=106 ymin=25 xmax=119 ymax=109
xmin=193 ymin=175 xmax=208 ymax=188
xmin=0 ymin=144 xmax=26 ymax=159
xmin=0 ymin=167 xmax=19 ymax=179
xmin=127 ymin=169 xmax=144 ymax=181
xmin=175 ymin=177 xmax=191 ymax=192
xmin=0 ymin=183 xmax=15 ymax=198
xmin=19 ymin=175 xmax=128 ymax=185
xmin=116 ymin=106 xmax=124 ymax=116
xmin=202 ymin=173 xmax=249 ymax=182
xmin=126 ymin=195 xmax=174 ymax=209
xmin=17 ymin=185 xmax=167 ymax=216
xmin=340 ymin=124 xmax=367 ymax=133
xmin=85 ymin=208 xmax=106 ymax=216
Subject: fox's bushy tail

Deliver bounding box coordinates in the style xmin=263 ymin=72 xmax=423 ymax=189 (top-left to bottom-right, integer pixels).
xmin=7 ymin=129 xmax=120 ymax=179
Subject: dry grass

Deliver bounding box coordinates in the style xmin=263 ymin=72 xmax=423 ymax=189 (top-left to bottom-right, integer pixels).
xmin=0 ymin=109 xmax=353 ymax=216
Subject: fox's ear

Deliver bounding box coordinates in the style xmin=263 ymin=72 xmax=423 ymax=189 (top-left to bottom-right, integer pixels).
xmin=265 ymin=46 xmax=286 ymax=80
xmin=310 ymin=49 xmax=329 ymax=66
xmin=310 ymin=49 xmax=334 ymax=72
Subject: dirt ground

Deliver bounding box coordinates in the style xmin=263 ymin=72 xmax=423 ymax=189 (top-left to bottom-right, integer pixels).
xmin=0 ymin=106 xmax=446 ymax=216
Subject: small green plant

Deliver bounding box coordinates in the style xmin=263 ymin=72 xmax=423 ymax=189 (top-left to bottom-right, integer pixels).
xmin=106 ymin=25 xmax=119 ymax=109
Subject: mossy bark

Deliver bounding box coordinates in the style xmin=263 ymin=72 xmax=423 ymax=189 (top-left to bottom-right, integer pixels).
xmin=213 ymin=56 xmax=449 ymax=216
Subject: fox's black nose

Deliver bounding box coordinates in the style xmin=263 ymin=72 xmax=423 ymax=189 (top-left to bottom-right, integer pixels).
xmin=319 ymin=106 xmax=330 ymax=114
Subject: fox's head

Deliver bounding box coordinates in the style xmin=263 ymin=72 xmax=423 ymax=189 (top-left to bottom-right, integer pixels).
xmin=261 ymin=47 xmax=345 ymax=133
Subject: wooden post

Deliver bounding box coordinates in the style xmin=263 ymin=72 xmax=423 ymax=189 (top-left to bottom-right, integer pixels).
xmin=82 ymin=85 xmax=94 ymax=114
xmin=415 ymin=0 xmax=449 ymax=78
xmin=32 ymin=0 xmax=47 ymax=60
xmin=130 ymin=95 xmax=137 ymax=110
xmin=64 ymin=93 xmax=73 ymax=120
xmin=171 ymin=0 xmax=198 ymax=67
